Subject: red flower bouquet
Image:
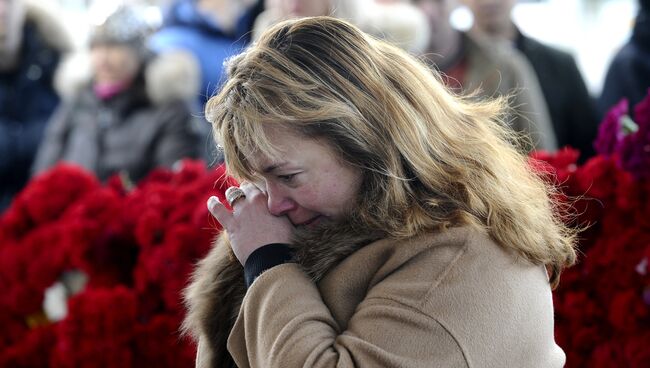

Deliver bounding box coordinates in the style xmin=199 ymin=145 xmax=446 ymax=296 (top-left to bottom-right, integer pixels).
xmin=538 ymin=92 xmax=650 ymax=367
xmin=0 ymin=160 xmax=233 ymax=366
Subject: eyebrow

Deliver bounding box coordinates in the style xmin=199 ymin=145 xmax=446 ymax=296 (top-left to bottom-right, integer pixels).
xmin=262 ymin=162 xmax=288 ymax=174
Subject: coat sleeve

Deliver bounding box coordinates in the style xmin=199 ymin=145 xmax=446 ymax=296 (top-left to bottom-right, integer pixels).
xmin=227 ymin=264 xmax=469 ymax=368
xmin=152 ymin=100 xmax=201 ymax=168
xmin=31 ymin=103 xmax=73 ymax=176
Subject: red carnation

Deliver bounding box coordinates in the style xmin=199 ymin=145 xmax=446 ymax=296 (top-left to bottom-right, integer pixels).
xmin=588 ymin=341 xmax=625 ymax=368
xmin=12 ymin=164 xmax=100 ymax=227
xmin=623 ymin=332 xmax=650 ymax=367
xmin=51 ymin=287 xmax=137 ymax=368
xmin=608 ymin=290 xmax=649 ymax=333
xmin=0 ymin=325 xmax=56 ymax=367
xmin=134 ymin=314 xmax=196 ymax=367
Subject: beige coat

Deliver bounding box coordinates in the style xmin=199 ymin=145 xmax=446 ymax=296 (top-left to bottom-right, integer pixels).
xmin=185 ymin=226 xmax=565 ymax=367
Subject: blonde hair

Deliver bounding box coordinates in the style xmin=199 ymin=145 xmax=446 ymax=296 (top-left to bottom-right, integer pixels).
xmin=206 ymin=17 xmax=576 ymax=288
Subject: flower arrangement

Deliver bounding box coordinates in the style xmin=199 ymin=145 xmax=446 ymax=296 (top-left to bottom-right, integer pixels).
xmin=0 ymin=160 xmax=234 ymax=367
xmin=533 ymin=92 xmax=650 ymax=367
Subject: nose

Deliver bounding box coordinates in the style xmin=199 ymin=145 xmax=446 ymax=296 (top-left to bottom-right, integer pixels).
xmin=266 ymin=182 xmax=297 ymax=216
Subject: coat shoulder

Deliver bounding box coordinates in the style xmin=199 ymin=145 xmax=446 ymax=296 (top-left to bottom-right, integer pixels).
xmin=25 ymin=0 xmax=73 ymax=53
xmin=363 ymin=227 xmax=561 ymax=367
xmin=145 ymin=50 xmax=200 ymax=105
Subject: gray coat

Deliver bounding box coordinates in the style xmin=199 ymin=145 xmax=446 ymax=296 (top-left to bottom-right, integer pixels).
xmin=33 ymin=52 xmax=202 ymax=182
xmin=458 ymin=32 xmax=557 ymax=151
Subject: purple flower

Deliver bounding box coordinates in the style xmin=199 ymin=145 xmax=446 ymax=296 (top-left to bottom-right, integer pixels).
xmin=594 ymin=99 xmax=629 ymax=156
xmin=620 ymin=91 xmax=650 ymax=179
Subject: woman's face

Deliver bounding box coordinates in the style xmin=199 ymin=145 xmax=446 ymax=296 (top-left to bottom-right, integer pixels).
xmin=90 ymin=44 xmax=140 ymax=85
xmin=247 ymin=128 xmax=362 ymax=227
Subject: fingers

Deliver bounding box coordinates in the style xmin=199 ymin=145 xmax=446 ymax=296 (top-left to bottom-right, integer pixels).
xmin=238 ymin=182 xmax=267 ymax=208
xmin=207 ymin=196 xmax=233 ymax=227
xmin=240 ymin=181 xmax=262 ymax=197
xmin=210 ymin=182 xmax=266 ymax=229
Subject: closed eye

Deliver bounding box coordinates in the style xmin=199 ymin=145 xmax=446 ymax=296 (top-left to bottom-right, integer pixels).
xmin=277 ymin=173 xmax=297 ymax=183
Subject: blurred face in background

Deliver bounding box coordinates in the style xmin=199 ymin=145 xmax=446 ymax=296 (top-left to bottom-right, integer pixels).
xmin=0 ymin=0 xmax=26 ymax=68
xmin=462 ymin=0 xmax=516 ymax=34
xmin=275 ymin=0 xmax=330 ymax=17
xmin=197 ymin=0 xmax=257 ymax=32
xmin=90 ymin=44 xmax=140 ymax=86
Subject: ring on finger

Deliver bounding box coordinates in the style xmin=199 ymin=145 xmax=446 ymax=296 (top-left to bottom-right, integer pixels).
xmin=225 ymin=186 xmax=246 ymax=207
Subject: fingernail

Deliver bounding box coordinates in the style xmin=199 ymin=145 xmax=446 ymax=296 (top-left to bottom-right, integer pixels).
xmin=207 ymin=196 xmax=218 ymax=210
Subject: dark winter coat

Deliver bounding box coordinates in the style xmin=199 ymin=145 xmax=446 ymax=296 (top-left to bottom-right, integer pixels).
xmin=598 ymin=9 xmax=650 ymax=118
xmin=0 ymin=3 xmax=71 ymax=210
xmin=515 ymin=30 xmax=599 ymax=160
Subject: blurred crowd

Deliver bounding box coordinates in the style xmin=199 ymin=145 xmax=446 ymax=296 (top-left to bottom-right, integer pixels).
xmin=1 ymin=0 xmax=648 ymax=211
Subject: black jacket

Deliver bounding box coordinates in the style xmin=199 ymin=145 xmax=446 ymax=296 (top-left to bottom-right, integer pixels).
xmin=598 ymin=9 xmax=650 ymax=118
xmin=516 ymin=30 xmax=599 ymax=160
xmin=0 ymin=14 xmax=69 ymax=211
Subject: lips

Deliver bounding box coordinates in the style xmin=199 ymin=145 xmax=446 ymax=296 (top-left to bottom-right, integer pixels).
xmin=294 ymin=215 xmax=323 ymax=228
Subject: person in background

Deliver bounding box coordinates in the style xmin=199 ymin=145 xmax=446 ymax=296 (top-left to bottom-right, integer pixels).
xmin=598 ymin=0 xmax=650 ymax=116
xmin=464 ymin=0 xmax=598 ymax=159
xmin=413 ymin=0 xmax=555 ymax=151
xmin=184 ymin=17 xmax=576 ymax=368
xmin=32 ymin=5 xmax=201 ymax=183
xmin=0 ymin=0 xmax=71 ymax=211
xmin=253 ymin=0 xmax=430 ymax=54
xmin=149 ymin=0 xmax=264 ymax=164
xmin=150 ymin=0 xmax=262 ymax=108
xmin=252 ymin=0 xmax=363 ymax=38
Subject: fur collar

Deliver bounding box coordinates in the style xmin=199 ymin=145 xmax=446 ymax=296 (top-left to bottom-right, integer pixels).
xmin=54 ymin=50 xmax=200 ymax=105
xmin=25 ymin=0 xmax=72 ymax=53
xmin=183 ymin=219 xmax=385 ymax=367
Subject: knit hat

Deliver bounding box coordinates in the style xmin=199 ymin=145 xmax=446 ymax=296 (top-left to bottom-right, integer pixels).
xmin=89 ymin=5 xmax=151 ymax=51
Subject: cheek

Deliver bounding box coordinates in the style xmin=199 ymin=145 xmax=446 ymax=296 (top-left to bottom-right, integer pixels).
xmin=304 ymin=177 xmax=357 ymax=213
xmin=333 ymin=181 xmax=359 ymax=210
xmin=112 ymin=56 xmax=130 ymax=74
xmin=291 ymin=184 xmax=322 ymax=209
